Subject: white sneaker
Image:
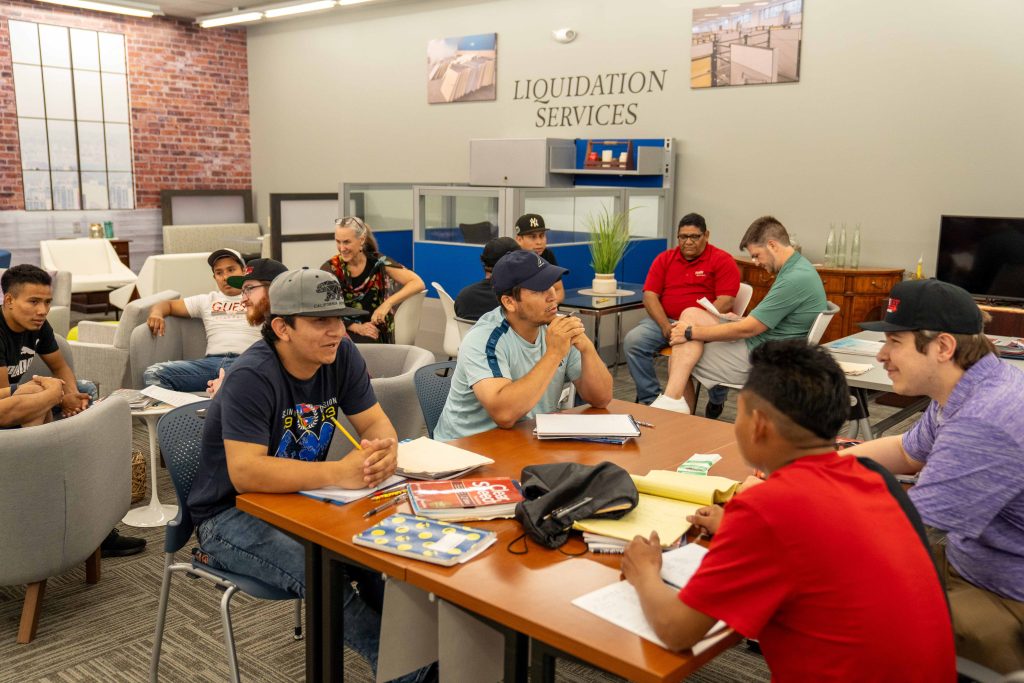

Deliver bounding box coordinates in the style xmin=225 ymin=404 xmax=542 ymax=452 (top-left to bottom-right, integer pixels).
xmin=650 ymin=394 xmax=691 ymax=414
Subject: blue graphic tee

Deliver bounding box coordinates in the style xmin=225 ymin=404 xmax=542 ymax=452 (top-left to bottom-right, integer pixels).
xmin=188 ymin=337 xmax=377 ymax=526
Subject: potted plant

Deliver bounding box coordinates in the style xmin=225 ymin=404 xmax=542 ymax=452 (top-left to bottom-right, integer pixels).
xmin=587 ymin=206 xmax=632 ymax=294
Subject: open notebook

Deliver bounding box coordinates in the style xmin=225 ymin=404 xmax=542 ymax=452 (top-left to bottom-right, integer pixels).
xmin=572 ymin=471 xmax=739 ymax=547
xmin=396 ymin=437 xmax=494 ymax=481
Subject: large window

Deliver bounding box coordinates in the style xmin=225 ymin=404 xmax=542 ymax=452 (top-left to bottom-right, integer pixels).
xmin=8 ymin=20 xmax=134 ymax=210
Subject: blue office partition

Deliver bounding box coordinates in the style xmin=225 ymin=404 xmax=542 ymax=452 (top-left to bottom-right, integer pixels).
xmin=375 ymin=230 xmax=414 ymax=269
xmin=414 ymin=242 xmax=486 ymax=299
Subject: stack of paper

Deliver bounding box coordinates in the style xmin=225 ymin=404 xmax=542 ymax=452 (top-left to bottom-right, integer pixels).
xmin=573 ymin=471 xmax=739 ymax=547
xmin=396 ymin=437 xmax=494 ymax=481
xmin=827 ymin=337 xmax=884 ymax=356
xmin=837 ymin=361 xmax=873 ymax=376
xmin=534 ymin=414 xmax=641 ymax=444
xmin=139 ymin=385 xmax=207 ymax=407
xmin=300 ymin=475 xmax=405 ymax=505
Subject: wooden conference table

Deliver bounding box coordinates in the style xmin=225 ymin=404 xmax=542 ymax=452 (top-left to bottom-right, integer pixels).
xmin=238 ymin=399 xmax=751 ymax=683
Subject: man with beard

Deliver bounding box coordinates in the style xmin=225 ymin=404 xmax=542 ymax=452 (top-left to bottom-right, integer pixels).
xmin=650 ymin=216 xmax=826 ymax=414
xmin=206 ymin=258 xmax=288 ymax=396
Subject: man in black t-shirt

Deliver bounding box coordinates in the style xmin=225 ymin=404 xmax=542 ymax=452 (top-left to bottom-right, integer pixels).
xmin=0 ymin=265 xmax=90 ymax=427
xmin=1 ymin=264 xmax=146 ymax=557
xmin=453 ymin=236 xmax=520 ymax=321
xmin=188 ymin=269 xmax=429 ymax=681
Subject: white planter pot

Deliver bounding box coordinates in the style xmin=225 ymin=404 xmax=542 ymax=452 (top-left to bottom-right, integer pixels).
xmin=592 ymin=273 xmax=617 ymax=294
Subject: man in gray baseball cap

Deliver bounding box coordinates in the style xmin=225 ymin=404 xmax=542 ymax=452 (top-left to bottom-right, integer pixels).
xmin=186 ymin=267 xmax=424 ymax=680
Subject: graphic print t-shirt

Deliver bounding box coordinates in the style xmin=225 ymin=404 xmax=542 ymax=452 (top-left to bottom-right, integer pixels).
xmin=183 ymin=290 xmax=261 ymax=356
xmin=187 ymin=338 xmax=377 ymax=526
xmin=0 ymin=314 xmax=58 ymax=386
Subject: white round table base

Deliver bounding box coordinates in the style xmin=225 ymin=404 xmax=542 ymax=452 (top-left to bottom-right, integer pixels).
xmin=123 ymin=503 xmax=178 ymax=528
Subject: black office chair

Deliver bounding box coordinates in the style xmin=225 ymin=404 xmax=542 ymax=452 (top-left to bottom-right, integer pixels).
xmin=458 ymin=221 xmax=496 ymax=244
xmin=414 ymin=361 xmax=457 ymax=438
xmin=149 ymin=401 xmax=302 ymax=683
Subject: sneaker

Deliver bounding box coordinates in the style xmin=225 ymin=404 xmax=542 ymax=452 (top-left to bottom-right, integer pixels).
xmin=705 ymin=400 xmax=725 ymax=420
xmin=650 ymin=394 xmax=691 ymax=414
xmin=100 ymin=528 xmax=147 ymax=558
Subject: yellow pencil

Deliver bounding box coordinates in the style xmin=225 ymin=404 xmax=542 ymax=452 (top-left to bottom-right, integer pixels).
xmin=329 ymin=416 xmax=362 ymax=450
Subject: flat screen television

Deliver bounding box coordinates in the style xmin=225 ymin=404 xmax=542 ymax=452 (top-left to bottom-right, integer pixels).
xmin=936 ymin=215 xmax=1024 ymax=303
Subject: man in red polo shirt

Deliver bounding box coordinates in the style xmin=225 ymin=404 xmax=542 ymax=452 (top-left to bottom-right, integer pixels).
xmin=624 ymin=213 xmax=740 ymax=407
xmin=622 ymin=341 xmax=956 ymax=682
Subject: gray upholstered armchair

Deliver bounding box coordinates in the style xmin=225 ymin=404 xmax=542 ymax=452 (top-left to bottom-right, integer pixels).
xmin=0 ymin=396 xmax=132 ymax=643
xmin=129 ymin=316 xmax=208 ymax=389
xmin=70 ymin=290 xmax=180 ymax=397
xmin=357 ymin=344 xmax=435 ymax=440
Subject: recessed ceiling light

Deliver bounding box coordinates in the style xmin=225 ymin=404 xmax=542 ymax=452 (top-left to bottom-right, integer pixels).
xmin=36 ymin=0 xmax=162 ymax=17
xmin=199 ymin=11 xmax=264 ymax=28
xmin=264 ymin=0 xmax=337 ymax=18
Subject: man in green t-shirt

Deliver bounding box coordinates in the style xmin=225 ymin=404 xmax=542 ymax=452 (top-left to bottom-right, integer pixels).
xmin=650 ymin=216 xmax=826 ymax=414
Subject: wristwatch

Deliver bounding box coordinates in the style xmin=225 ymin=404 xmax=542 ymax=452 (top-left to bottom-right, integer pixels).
xmin=684 ymin=325 xmax=693 ymax=342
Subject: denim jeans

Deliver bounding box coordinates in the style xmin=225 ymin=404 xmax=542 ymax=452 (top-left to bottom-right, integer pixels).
xmin=198 ymin=507 xmax=433 ymax=683
xmin=143 ymin=354 xmax=238 ymax=392
xmin=623 ymin=318 xmax=727 ymax=405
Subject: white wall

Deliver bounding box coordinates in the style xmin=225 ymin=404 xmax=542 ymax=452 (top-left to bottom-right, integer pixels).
xmin=247 ymin=0 xmax=1024 ymax=275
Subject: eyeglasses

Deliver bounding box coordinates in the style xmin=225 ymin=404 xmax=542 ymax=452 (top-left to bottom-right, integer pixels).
xmin=335 ymin=216 xmax=368 ymax=231
xmin=678 ymin=233 xmax=705 ymax=243
xmin=241 ymin=283 xmax=267 ymax=296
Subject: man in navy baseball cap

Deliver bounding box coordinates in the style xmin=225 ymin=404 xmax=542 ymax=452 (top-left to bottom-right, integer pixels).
xmin=433 ymin=249 xmax=612 ymax=441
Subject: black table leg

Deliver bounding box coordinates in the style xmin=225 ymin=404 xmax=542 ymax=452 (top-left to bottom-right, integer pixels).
xmin=321 ymin=552 xmax=346 ymax=682
xmin=304 ymin=542 xmax=324 ymax=682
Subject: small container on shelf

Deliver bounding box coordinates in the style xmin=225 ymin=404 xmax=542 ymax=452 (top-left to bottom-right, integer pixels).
xmin=583 ymin=139 xmax=633 ymax=171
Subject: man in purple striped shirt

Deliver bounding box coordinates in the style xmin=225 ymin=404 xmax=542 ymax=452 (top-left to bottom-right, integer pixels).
xmin=847 ymin=279 xmax=1024 ymax=673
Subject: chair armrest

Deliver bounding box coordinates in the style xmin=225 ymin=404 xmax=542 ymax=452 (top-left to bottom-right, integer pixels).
xmin=78 ymin=320 xmax=118 ymax=345
xmin=69 ymin=342 xmax=129 ymax=397
xmin=129 ymin=321 xmax=186 ymax=388
xmin=47 ymin=305 xmax=70 ymax=337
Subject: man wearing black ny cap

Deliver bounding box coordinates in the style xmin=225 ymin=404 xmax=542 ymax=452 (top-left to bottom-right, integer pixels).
xmin=453 ymin=236 xmax=521 ymax=321
xmin=515 ymin=213 xmax=564 ymax=303
xmin=187 ymin=268 xmax=431 ymax=681
xmin=142 ymin=248 xmax=261 ymax=392
xmin=840 ymin=278 xmax=1024 ymax=672
xmin=434 ymin=250 xmax=612 ymax=441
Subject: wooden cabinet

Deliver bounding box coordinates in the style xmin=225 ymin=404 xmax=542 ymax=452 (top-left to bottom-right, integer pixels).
xmin=736 ymin=259 xmax=904 ymax=344
xmin=109 ymin=239 xmax=131 ymax=268
xmin=980 ymin=305 xmax=1024 ymax=337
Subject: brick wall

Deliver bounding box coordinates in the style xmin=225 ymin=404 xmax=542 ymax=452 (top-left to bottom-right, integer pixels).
xmin=0 ymin=0 xmax=251 ymax=210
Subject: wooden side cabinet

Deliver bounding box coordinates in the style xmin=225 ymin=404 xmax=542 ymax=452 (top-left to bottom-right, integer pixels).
xmin=109 ymin=239 xmax=131 ymax=269
xmin=736 ymin=258 xmax=904 ymax=344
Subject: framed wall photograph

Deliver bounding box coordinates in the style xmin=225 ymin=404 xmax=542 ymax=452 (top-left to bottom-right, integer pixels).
xmin=427 ymin=33 xmax=497 ymax=104
xmin=691 ymin=0 xmax=802 ymax=89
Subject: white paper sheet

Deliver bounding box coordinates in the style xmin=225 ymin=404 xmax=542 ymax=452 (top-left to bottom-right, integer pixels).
xmin=139 ymin=384 xmax=207 ymax=407
xmin=300 ymin=474 xmax=405 ymax=504
xmin=396 ymin=437 xmax=494 ymax=477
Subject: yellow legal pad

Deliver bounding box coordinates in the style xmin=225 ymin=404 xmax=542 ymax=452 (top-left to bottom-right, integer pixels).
xmin=572 ymin=471 xmax=740 ymax=547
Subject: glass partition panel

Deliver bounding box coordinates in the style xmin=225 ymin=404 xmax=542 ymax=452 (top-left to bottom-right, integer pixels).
xmin=416 ymin=187 xmax=503 ymax=244
xmin=343 ymin=184 xmax=417 ymax=232
xmin=625 ymin=191 xmax=667 ymax=238
xmin=520 ymin=189 xmax=620 ymax=244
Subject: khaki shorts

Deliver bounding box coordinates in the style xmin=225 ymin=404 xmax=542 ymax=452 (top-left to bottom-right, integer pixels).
xmin=691 ymin=339 xmax=751 ymax=389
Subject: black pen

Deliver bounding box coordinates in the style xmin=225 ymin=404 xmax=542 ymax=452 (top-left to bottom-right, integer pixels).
xmin=363 ymin=492 xmax=408 ymax=519
xmin=543 ymin=496 xmax=593 ymax=522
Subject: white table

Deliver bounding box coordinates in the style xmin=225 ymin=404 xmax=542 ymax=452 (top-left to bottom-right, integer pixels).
xmin=826 ymin=331 xmax=1024 ymax=440
xmin=122 ymin=404 xmax=177 ymax=527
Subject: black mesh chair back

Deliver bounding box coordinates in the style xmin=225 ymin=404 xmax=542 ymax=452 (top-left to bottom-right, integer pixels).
xmin=414 ymin=361 xmax=457 ymax=438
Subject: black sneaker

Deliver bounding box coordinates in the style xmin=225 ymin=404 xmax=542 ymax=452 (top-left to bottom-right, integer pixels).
xmin=100 ymin=528 xmax=147 ymax=557
xmin=705 ymin=400 xmax=725 ymax=420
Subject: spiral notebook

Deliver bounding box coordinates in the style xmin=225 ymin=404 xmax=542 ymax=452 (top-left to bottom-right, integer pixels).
xmin=534 ymin=414 xmax=641 ymax=441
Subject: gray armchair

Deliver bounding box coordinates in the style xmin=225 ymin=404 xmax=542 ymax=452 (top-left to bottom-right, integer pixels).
xmin=357 ymin=343 xmax=435 ymax=440
xmin=71 ymin=290 xmax=180 ymax=397
xmin=0 ymin=396 xmax=132 ymax=642
xmin=129 ymin=316 xmax=208 ymax=389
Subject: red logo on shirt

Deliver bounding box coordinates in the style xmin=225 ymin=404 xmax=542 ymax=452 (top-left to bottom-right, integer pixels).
xmin=886 ymin=297 xmax=900 ymax=313
xmin=695 ymin=270 xmax=706 ymax=277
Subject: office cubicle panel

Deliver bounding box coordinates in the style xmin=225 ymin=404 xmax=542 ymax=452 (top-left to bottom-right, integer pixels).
xmin=160 ymin=189 xmax=253 ymax=225
xmin=281 ymin=240 xmax=334 ymax=270
xmin=413 ymin=242 xmax=486 ymax=302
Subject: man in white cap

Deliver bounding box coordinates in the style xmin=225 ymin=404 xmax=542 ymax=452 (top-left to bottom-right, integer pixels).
xmin=143 ymin=248 xmax=260 ymax=391
xmin=187 ymin=268 xmax=427 ymax=680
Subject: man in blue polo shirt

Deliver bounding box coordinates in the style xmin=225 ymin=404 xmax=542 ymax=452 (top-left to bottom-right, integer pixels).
xmin=651 ymin=216 xmax=826 ymax=414
xmin=434 ymin=250 xmax=612 ymax=441
xmin=844 ymin=279 xmax=1024 ymax=673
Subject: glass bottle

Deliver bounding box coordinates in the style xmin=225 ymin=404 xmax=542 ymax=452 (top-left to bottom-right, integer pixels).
xmin=836 ymin=223 xmax=847 ymax=268
xmin=824 ymin=224 xmax=836 ymax=267
xmin=850 ymin=224 xmax=861 ymax=269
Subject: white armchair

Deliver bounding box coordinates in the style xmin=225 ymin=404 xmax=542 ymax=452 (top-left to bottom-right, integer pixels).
xmin=40 ymin=239 xmax=136 ymax=294
xmin=109 ymin=253 xmax=211 ymax=309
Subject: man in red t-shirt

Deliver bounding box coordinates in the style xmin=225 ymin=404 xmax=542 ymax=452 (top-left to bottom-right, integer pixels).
xmin=624 ymin=213 xmax=740 ymax=406
xmin=622 ymin=341 xmax=956 ymax=682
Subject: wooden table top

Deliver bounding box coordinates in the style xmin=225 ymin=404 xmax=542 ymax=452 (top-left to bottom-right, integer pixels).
xmin=238 ymin=399 xmax=750 ymax=682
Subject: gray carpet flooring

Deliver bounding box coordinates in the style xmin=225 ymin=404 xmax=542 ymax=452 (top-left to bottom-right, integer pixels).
xmin=1 ymin=335 xmax=922 ymax=682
